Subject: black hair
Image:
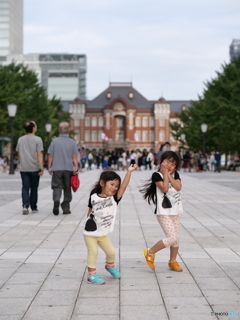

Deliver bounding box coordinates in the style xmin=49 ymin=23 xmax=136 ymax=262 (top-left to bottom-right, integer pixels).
xmin=24 ymin=121 xmax=35 ymax=133
xmin=90 ymin=171 xmax=121 ymax=199
xmin=140 ymin=151 xmax=180 ymax=205
xmin=159 ymin=151 xmax=181 ymax=170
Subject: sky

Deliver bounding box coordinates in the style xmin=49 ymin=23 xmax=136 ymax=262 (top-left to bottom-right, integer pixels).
xmin=24 ymin=0 xmax=240 ymax=101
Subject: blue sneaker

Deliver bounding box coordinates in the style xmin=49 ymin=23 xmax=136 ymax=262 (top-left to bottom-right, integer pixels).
xmin=105 ymin=265 xmax=121 ymax=278
xmin=87 ymin=274 xmax=106 ymax=285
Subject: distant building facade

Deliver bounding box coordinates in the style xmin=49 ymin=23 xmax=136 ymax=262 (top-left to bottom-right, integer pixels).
xmin=0 ymin=0 xmax=23 ymax=58
xmin=230 ymin=39 xmax=240 ymax=62
xmin=2 ymin=53 xmax=87 ymax=100
xmin=0 ymin=2 xmax=87 ymax=100
xmin=64 ymin=82 xmax=191 ymax=152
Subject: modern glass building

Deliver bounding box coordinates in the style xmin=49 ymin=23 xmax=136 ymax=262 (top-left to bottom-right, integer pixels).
xmin=0 ymin=0 xmax=23 ymax=57
xmin=3 ymin=52 xmax=87 ymax=100
xmin=0 ymin=1 xmax=87 ymax=100
xmin=25 ymin=53 xmax=87 ymax=100
xmin=230 ymin=39 xmax=240 ymax=62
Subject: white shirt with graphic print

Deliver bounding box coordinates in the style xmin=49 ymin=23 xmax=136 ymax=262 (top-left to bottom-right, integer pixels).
xmin=152 ymin=171 xmax=183 ymax=216
xmin=83 ymin=193 xmax=121 ymax=237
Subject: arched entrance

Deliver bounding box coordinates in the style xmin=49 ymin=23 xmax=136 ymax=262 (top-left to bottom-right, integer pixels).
xmin=115 ymin=116 xmax=125 ymax=141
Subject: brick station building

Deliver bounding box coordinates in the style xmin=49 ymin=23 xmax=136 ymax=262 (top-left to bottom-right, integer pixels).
xmin=65 ymin=82 xmax=191 ymax=152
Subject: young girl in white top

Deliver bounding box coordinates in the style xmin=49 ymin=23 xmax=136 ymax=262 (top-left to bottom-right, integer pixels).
xmin=140 ymin=151 xmax=183 ymax=272
xmin=83 ymin=164 xmax=137 ymax=285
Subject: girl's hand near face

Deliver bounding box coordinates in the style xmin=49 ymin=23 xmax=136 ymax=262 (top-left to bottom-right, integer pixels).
xmin=160 ymin=163 xmax=168 ymax=175
xmin=167 ymin=170 xmax=175 ymax=177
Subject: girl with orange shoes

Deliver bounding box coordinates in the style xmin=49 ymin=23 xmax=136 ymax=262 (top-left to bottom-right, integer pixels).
xmin=140 ymin=151 xmax=184 ymax=272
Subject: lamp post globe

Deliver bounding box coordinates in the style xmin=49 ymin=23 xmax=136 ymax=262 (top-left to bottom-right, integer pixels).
xmin=180 ymin=133 xmax=186 ymax=141
xmin=7 ymin=104 xmax=17 ymax=175
xmin=201 ymin=124 xmax=208 ymax=133
xmin=45 ymin=123 xmax=52 ymax=133
xmin=8 ymin=104 xmax=17 ymax=117
xmin=45 ymin=123 xmax=52 ymax=169
xmin=200 ymin=124 xmax=208 ymax=154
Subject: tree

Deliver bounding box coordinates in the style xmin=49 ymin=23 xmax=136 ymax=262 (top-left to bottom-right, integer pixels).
xmin=171 ymin=55 xmax=240 ymax=156
xmin=0 ymin=62 xmax=71 ymax=152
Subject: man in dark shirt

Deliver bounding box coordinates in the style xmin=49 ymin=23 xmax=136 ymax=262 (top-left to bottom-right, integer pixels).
xmin=214 ymin=151 xmax=221 ymax=173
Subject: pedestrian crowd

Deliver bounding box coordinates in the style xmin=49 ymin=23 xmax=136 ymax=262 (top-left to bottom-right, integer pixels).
xmin=78 ymin=148 xmax=157 ymax=172
xmin=179 ymin=150 xmax=223 ymax=173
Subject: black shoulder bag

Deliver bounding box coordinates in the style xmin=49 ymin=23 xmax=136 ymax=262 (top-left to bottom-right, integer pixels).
xmin=85 ymin=214 xmax=97 ymax=231
xmin=162 ymin=193 xmax=172 ymax=208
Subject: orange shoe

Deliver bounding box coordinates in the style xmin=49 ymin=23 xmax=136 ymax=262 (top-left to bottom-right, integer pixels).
xmin=142 ymin=248 xmax=155 ymax=270
xmin=168 ymin=260 xmax=183 ymax=272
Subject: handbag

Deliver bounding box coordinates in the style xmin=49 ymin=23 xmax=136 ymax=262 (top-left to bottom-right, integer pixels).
xmin=70 ymin=174 xmax=80 ymax=192
xmin=85 ymin=214 xmax=97 ymax=231
xmin=162 ymin=193 xmax=172 ymax=209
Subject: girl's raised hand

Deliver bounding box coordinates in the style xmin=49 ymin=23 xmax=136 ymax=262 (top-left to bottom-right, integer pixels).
xmin=128 ymin=164 xmax=138 ymax=172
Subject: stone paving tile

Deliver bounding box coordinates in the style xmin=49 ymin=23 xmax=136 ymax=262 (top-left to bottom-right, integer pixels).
xmin=0 ymin=251 xmax=32 ymax=260
xmin=121 ymin=306 xmax=168 ymax=320
xmin=6 ymin=273 xmax=47 ymax=285
xmin=0 ymin=316 xmax=23 ymax=320
xmin=48 ymin=267 xmax=84 ymax=279
xmin=79 ymin=280 xmax=119 ymax=298
xmin=160 ymin=283 xmax=204 ymax=297
xmin=120 ymin=276 xmax=160 ymax=290
xmin=31 ymin=290 xmax=78 ymax=306
xmin=0 ymin=298 xmax=32 ymax=315
xmin=195 ymin=277 xmax=239 ymax=291
xmin=23 ymin=306 xmax=73 ymax=320
xmin=0 ymin=284 xmax=40 ymax=298
xmin=74 ymin=297 xmax=119 ymax=315
xmin=72 ymin=316 xmax=119 ymax=320
xmin=164 ymin=296 xmax=211 ymax=314
xmin=166 ymin=315 xmax=218 ymax=320
xmin=157 ymin=272 xmax=196 ymax=284
xmin=202 ymin=290 xmax=240 ymax=305
xmin=41 ymin=278 xmax=80 ymax=291
xmin=17 ymin=263 xmax=53 ymax=273
xmin=121 ymin=290 xmax=164 ymax=306
xmin=186 ymin=266 xmax=229 ymax=278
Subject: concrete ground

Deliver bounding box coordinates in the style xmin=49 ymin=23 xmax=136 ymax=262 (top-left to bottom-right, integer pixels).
xmin=0 ymin=168 xmax=239 ymax=320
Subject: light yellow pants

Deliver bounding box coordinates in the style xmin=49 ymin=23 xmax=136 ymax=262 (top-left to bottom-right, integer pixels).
xmin=84 ymin=235 xmax=115 ymax=269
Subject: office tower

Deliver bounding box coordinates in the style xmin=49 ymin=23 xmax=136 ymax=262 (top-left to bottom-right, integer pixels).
xmin=25 ymin=53 xmax=87 ymax=100
xmin=0 ymin=0 xmax=23 ymax=58
xmin=0 ymin=1 xmax=87 ymax=100
xmin=4 ymin=53 xmax=87 ymax=100
xmin=230 ymin=39 xmax=240 ymax=62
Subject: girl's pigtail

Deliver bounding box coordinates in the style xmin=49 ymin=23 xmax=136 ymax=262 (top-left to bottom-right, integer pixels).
xmin=139 ymin=179 xmax=156 ymax=205
xmin=90 ymin=183 xmax=102 ymax=196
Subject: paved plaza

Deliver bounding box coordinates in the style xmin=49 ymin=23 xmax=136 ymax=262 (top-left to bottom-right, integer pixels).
xmin=0 ymin=168 xmax=240 ymax=320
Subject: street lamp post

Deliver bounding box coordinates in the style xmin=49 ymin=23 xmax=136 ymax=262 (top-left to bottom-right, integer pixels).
xmin=45 ymin=123 xmax=52 ymax=151
xmin=45 ymin=123 xmax=52 ymax=136
xmin=180 ymin=133 xmax=186 ymax=144
xmin=201 ymin=124 xmax=208 ymax=154
xmin=45 ymin=123 xmax=52 ymax=168
xmin=7 ymin=104 xmax=17 ymax=175
xmin=180 ymin=133 xmax=186 ymax=158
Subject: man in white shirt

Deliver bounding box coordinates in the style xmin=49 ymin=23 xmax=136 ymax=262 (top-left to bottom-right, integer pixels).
xmin=16 ymin=121 xmax=44 ymax=215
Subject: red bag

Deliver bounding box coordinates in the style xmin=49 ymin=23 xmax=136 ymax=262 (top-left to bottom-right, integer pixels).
xmin=70 ymin=175 xmax=80 ymax=192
